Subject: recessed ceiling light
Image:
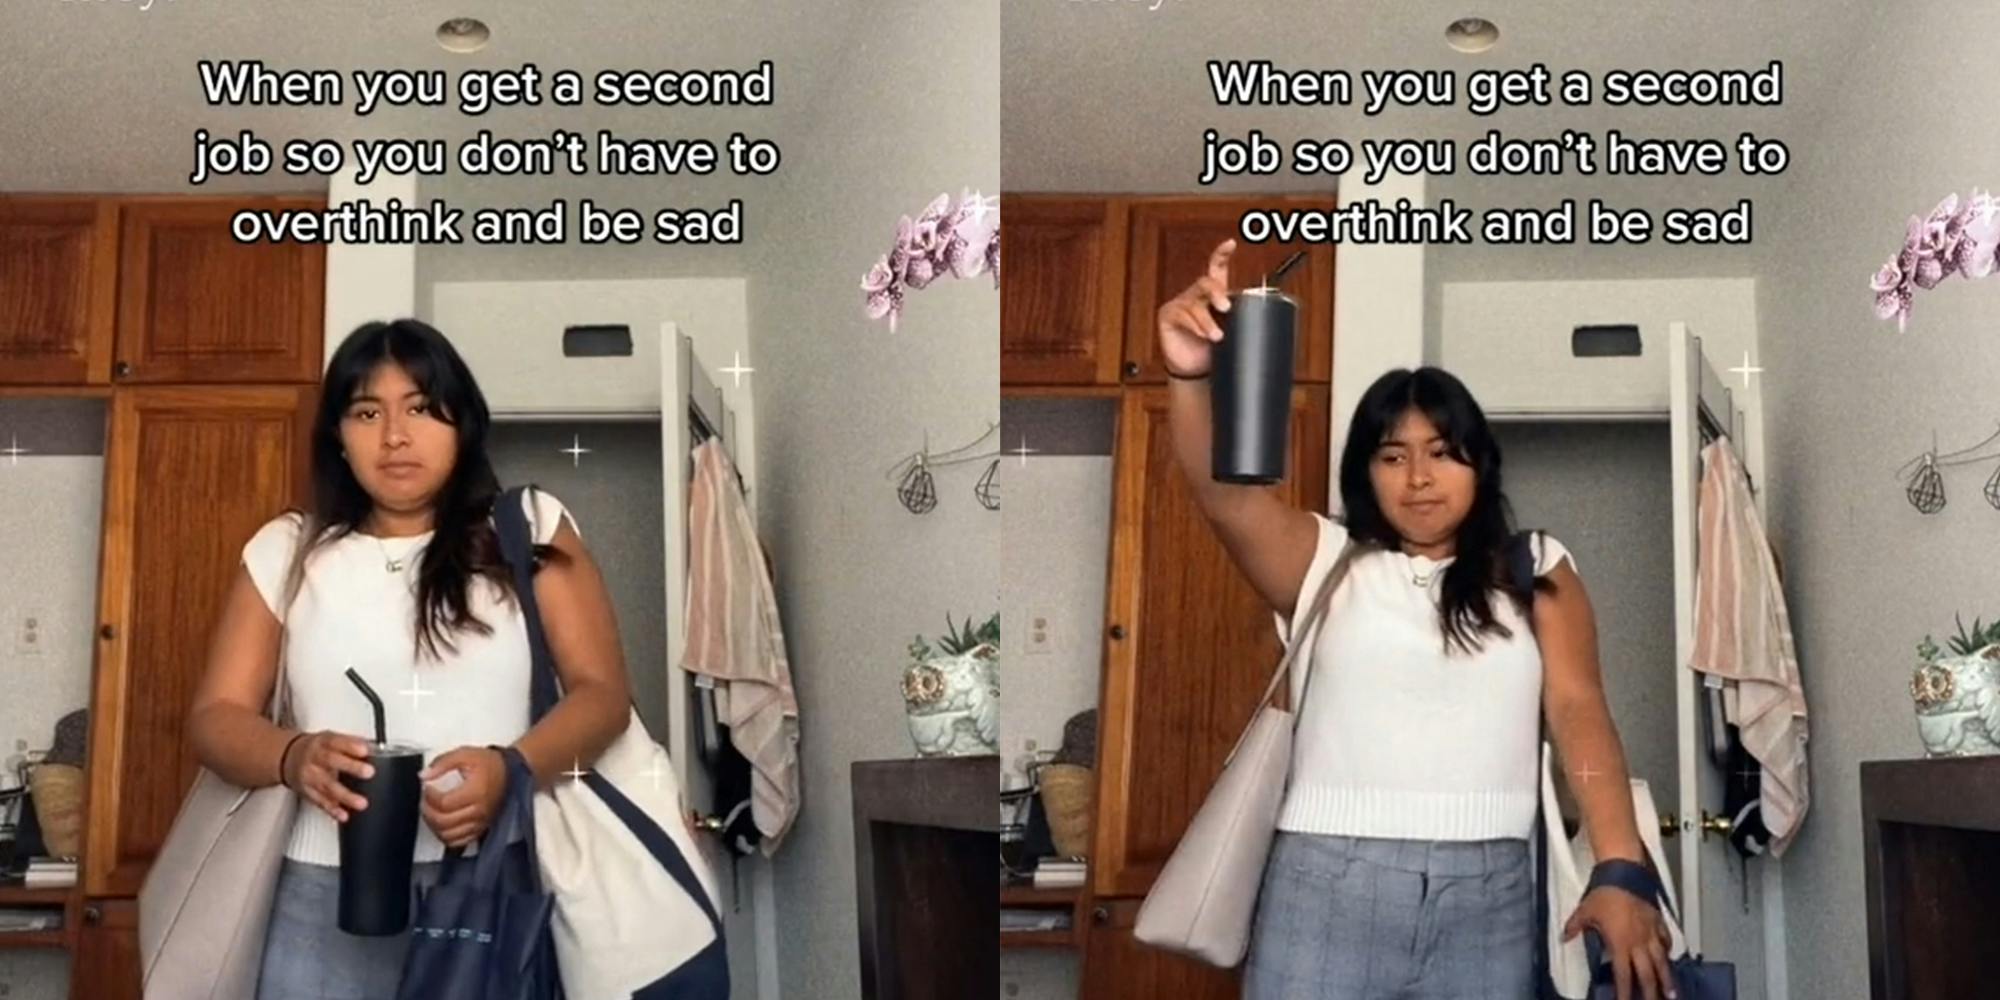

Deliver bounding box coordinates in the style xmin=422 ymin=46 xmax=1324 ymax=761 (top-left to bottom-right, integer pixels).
xmin=436 ymin=17 xmax=491 ymax=54
xmin=1445 ymin=17 xmax=1499 ymax=54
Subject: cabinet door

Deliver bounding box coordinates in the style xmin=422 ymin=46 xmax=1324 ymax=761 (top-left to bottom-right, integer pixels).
xmin=1000 ymin=196 xmax=1128 ymax=385
xmin=70 ymin=898 xmax=140 ymax=1000
xmin=116 ymin=198 xmax=325 ymax=384
xmin=1093 ymin=385 xmax=1329 ymax=899
xmin=1123 ymin=196 xmax=1336 ymax=384
xmin=0 ymin=197 xmax=119 ymax=385
xmin=1078 ymin=897 xmax=1241 ymax=1000
xmin=85 ymin=387 xmax=316 ymax=897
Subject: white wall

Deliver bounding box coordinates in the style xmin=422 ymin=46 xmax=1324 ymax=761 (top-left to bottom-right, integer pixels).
xmin=744 ymin=1 xmax=1000 ymax=996
xmin=427 ymin=279 xmax=755 ymax=488
xmin=1329 ymin=171 xmax=1427 ymax=505
xmin=1438 ymin=277 xmax=1767 ymax=485
xmin=323 ymin=171 xmax=417 ymax=358
xmin=1754 ymin=3 xmax=2000 ymax=996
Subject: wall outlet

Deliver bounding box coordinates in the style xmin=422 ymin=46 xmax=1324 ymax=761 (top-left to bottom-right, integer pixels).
xmin=14 ymin=610 xmax=44 ymax=657
xmin=1026 ymin=614 xmax=1051 ymax=655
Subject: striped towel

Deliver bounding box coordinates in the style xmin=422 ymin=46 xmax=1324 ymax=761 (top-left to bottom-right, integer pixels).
xmin=681 ymin=438 xmax=800 ymax=854
xmin=1691 ymin=436 xmax=1809 ymax=856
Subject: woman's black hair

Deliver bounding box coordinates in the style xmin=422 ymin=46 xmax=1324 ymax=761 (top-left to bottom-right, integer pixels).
xmin=297 ymin=319 xmax=520 ymax=662
xmin=1335 ymin=366 xmax=1544 ymax=655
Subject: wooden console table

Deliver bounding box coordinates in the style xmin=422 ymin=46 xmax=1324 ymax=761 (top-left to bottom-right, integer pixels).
xmin=852 ymin=755 xmax=999 ymax=1000
xmin=1861 ymin=755 xmax=2000 ymax=999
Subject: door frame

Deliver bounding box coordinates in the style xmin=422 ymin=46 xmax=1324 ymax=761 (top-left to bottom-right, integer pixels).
xmin=660 ymin=325 xmax=781 ymax=999
xmin=1668 ymin=322 xmax=1787 ymax=998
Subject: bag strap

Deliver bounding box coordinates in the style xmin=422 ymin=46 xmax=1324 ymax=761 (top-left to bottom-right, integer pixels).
xmin=266 ymin=510 xmax=317 ymax=727
xmin=1509 ymin=530 xmax=1564 ymax=996
xmin=492 ymin=485 xmax=564 ymax=725
xmin=1222 ymin=533 xmax=1359 ymax=767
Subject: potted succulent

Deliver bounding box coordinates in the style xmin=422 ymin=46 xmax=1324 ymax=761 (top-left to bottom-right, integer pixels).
xmin=1910 ymin=614 xmax=2000 ymax=757
xmin=901 ymin=613 xmax=1000 ymax=758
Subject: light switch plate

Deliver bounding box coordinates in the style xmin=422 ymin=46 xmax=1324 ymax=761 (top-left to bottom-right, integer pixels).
xmin=1026 ymin=614 xmax=1051 ymax=655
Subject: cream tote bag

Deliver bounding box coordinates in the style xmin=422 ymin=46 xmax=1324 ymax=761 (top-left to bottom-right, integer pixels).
xmin=1133 ymin=541 xmax=1358 ymax=967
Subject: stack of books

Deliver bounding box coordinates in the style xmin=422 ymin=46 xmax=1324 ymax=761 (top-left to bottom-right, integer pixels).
xmin=22 ymin=858 xmax=77 ymax=889
xmin=1031 ymin=858 xmax=1086 ymax=890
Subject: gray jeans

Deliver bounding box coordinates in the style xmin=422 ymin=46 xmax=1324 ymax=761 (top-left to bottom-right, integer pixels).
xmin=1245 ymin=832 xmax=1535 ymax=1000
xmin=256 ymin=858 xmax=443 ymax=1000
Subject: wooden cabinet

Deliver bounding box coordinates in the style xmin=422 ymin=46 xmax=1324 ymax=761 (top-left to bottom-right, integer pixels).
xmin=70 ymin=898 xmax=140 ymax=1000
xmin=1000 ymin=194 xmax=1334 ymax=388
xmin=0 ymin=198 xmax=119 ymax=384
xmin=1123 ymin=196 xmax=1335 ymax=384
xmin=1000 ymin=196 xmax=1129 ymax=385
xmin=1076 ymin=385 xmax=1329 ymax=1000
xmin=0 ymin=195 xmax=325 ymax=387
xmin=1079 ymin=898 xmax=1242 ymax=1000
xmin=84 ymin=386 xmax=316 ymax=897
xmin=116 ymin=198 xmax=325 ymax=385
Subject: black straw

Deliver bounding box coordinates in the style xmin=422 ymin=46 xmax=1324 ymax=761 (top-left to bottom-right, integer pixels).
xmin=345 ymin=667 xmax=386 ymax=746
xmin=1269 ymin=250 xmax=1309 ymax=288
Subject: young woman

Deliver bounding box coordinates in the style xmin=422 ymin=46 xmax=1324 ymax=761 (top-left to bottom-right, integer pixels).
xmin=1158 ymin=241 xmax=1675 ymax=1000
xmin=184 ymin=319 xmax=636 ymax=999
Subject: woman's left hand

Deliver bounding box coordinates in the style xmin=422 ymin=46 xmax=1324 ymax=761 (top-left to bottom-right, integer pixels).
xmin=1564 ymin=884 xmax=1676 ymax=1000
xmin=420 ymin=746 xmax=509 ymax=848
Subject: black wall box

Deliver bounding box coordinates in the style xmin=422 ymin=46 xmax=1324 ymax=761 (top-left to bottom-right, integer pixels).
xmin=1571 ymin=324 xmax=1642 ymax=358
xmin=563 ymin=325 xmax=634 ymax=357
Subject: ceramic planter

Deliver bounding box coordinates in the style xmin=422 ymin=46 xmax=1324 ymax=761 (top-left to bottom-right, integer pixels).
xmin=901 ymin=643 xmax=1000 ymax=757
xmin=1910 ymin=644 xmax=2000 ymax=757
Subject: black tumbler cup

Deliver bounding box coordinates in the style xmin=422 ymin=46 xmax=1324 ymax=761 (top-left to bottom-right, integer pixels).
xmin=336 ymin=740 xmax=426 ymax=936
xmin=1211 ymin=287 xmax=1298 ymax=484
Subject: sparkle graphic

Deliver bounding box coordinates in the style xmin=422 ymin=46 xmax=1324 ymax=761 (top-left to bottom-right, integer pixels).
xmin=965 ymin=190 xmax=998 ymax=227
xmin=720 ymin=351 xmax=755 ymax=388
xmin=560 ymin=434 xmax=591 ymax=468
xmin=1736 ymin=764 xmax=1761 ymax=785
xmin=2 ymin=434 xmax=30 ymax=466
xmin=1012 ymin=433 xmax=1039 ymax=467
xmin=564 ymin=758 xmax=588 ymax=782
xmin=1570 ymin=762 xmax=1602 ymax=786
xmin=399 ymin=671 xmax=435 ymax=716
xmin=1728 ymin=351 xmax=1764 ymax=388
xmin=640 ymin=755 xmax=669 ymax=792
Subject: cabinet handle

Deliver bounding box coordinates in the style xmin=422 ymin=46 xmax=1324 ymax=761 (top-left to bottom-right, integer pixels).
xmin=84 ymin=905 xmax=102 ymax=926
xmin=1123 ymin=362 xmax=1140 ymax=379
xmin=1092 ymin=906 xmax=1109 ymax=925
xmin=99 ymin=624 xmax=116 ymax=640
xmin=1107 ymin=624 xmax=1125 ymax=640
xmin=114 ymin=361 xmax=132 ymax=378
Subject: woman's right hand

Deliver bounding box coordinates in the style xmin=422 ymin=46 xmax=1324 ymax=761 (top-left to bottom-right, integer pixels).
xmin=1155 ymin=238 xmax=1237 ymax=378
xmin=283 ymin=731 xmax=374 ymax=823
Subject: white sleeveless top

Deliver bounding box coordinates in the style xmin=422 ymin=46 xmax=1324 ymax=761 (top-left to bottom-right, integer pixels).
xmin=1273 ymin=514 xmax=1576 ymax=842
xmin=240 ymin=489 xmax=576 ymax=865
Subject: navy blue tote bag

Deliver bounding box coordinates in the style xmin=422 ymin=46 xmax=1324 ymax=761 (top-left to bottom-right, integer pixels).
xmin=396 ymin=746 xmax=561 ymax=1000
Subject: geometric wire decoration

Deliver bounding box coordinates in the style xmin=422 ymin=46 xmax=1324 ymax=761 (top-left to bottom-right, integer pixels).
xmin=898 ymin=456 xmax=938 ymax=514
xmin=883 ymin=421 xmax=999 ymax=515
xmin=974 ymin=458 xmax=999 ymax=511
xmin=1986 ymin=460 xmax=2000 ymax=510
xmin=1906 ymin=453 xmax=1946 ymax=514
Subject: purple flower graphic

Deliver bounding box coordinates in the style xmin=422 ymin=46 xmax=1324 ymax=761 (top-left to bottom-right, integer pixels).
xmin=1872 ymin=190 xmax=2000 ymax=332
xmin=863 ymin=189 xmax=1001 ymax=331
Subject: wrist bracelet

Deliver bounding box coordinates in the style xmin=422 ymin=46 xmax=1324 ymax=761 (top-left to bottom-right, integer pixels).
xmin=1165 ymin=367 xmax=1211 ymax=381
xmin=1585 ymin=858 xmax=1662 ymax=909
xmin=277 ymin=732 xmax=308 ymax=789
